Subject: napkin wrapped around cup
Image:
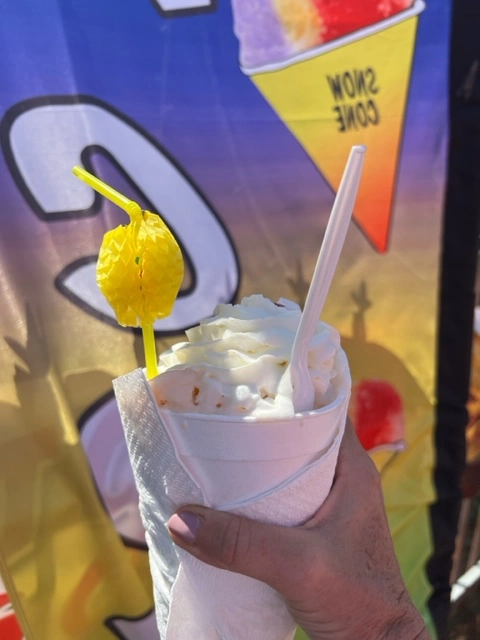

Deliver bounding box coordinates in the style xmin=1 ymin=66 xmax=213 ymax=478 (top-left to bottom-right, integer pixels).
xmin=113 ymin=353 xmax=350 ymax=640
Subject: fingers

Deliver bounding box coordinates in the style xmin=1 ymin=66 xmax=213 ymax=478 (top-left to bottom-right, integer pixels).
xmin=302 ymin=419 xmax=381 ymax=529
xmin=166 ymin=420 xmax=380 ymax=595
xmin=336 ymin=418 xmax=370 ymax=474
xmin=332 ymin=418 xmax=379 ymax=486
xmin=167 ymin=506 xmax=308 ymax=592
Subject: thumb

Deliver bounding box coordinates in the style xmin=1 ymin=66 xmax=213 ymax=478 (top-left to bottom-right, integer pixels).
xmin=167 ymin=506 xmax=308 ymax=592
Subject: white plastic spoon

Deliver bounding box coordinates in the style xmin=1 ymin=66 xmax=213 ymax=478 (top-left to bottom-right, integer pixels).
xmin=290 ymin=145 xmax=366 ymax=413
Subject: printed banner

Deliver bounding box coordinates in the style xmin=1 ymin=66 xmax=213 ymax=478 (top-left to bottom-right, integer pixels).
xmin=0 ymin=576 xmax=24 ymax=640
xmin=0 ymin=1 xmax=449 ymax=638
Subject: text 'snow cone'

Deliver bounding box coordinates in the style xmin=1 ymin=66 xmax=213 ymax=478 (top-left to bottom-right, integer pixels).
xmin=247 ymin=3 xmax=424 ymax=253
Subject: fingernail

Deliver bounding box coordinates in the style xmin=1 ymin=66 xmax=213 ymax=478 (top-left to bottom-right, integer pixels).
xmin=167 ymin=511 xmax=201 ymax=544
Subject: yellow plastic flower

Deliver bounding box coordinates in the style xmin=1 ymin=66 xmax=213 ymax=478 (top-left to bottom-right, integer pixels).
xmin=72 ymin=165 xmax=184 ymax=378
xmin=96 ymin=209 xmax=184 ymax=327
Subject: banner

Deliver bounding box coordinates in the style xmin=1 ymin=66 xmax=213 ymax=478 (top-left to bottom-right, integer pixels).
xmin=0 ymin=1 xmax=450 ymax=638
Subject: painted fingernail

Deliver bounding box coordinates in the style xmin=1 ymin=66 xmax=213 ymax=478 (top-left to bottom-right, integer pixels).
xmin=167 ymin=511 xmax=201 ymax=544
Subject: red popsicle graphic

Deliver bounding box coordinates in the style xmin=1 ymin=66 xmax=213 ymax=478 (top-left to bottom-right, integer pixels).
xmin=351 ymin=379 xmax=406 ymax=452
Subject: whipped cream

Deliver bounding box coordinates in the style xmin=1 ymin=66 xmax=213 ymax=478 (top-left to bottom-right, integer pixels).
xmin=151 ymin=295 xmax=343 ymax=418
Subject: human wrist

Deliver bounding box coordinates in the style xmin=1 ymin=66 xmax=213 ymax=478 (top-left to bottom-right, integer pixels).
xmin=304 ymin=600 xmax=429 ymax=640
xmin=377 ymin=602 xmax=429 ymax=640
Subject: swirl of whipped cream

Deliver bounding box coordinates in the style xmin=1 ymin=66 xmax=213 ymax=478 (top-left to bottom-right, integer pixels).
xmin=151 ymin=295 xmax=344 ymax=418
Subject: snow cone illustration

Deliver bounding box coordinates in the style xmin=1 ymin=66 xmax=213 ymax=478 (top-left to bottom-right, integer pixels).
xmin=350 ymin=378 xmax=405 ymax=452
xmin=232 ymin=0 xmax=426 ymax=252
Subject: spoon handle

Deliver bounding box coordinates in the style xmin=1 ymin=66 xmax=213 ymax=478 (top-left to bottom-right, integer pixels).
xmin=291 ymin=145 xmax=366 ymax=412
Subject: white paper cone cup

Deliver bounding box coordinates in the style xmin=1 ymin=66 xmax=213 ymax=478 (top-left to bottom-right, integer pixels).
xmin=154 ymin=349 xmax=351 ymax=508
xmin=113 ymin=347 xmax=351 ymax=639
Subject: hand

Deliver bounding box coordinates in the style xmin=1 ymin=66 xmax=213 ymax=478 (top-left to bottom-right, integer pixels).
xmin=167 ymin=422 xmax=429 ymax=640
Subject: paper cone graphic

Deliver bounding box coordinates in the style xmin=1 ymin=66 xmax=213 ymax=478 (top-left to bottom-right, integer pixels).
xmin=241 ymin=2 xmax=425 ymax=253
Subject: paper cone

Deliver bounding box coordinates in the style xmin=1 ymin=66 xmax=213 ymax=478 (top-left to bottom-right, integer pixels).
xmin=114 ymin=355 xmax=350 ymax=640
xmin=156 ymin=349 xmax=350 ymax=508
xmin=243 ymin=1 xmax=425 ymax=253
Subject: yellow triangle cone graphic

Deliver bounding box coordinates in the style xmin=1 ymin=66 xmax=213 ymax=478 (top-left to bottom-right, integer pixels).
xmin=247 ymin=2 xmax=424 ymax=253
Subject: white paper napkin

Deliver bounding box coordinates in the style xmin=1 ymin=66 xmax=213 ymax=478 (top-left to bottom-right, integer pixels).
xmin=114 ymin=368 xmax=349 ymax=640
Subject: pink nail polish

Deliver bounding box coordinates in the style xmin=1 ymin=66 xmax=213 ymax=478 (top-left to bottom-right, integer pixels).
xmin=168 ymin=511 xmax=201 ymax=544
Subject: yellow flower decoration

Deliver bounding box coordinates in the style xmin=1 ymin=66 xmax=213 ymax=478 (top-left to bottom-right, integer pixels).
xmin=97 ymin=209 xmax=184 ymax=327
xmin=72 ymin=166 xmax=184 ymax=379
